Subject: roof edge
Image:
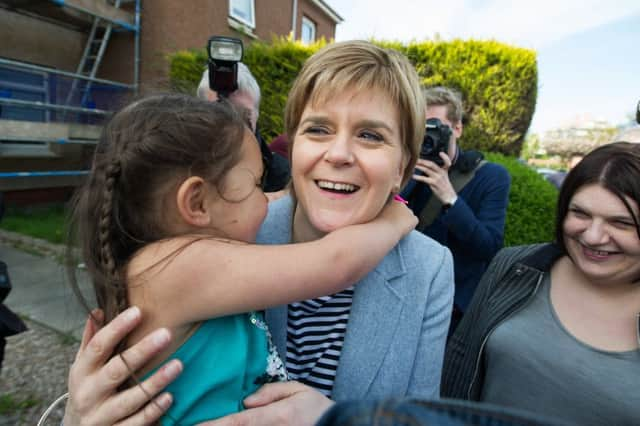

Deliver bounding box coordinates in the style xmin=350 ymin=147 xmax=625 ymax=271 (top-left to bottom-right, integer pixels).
xmin=309 ymin=0 xmax=343 ymax=24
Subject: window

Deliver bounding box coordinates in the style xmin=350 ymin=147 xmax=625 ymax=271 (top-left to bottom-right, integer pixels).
xmin=301 ymin=16 xmax=316 ymax=44
xmin=229 ymin=0 xmax=255 ymax=28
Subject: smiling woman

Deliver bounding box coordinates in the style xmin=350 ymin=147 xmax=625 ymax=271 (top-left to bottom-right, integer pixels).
xmin=290 ymin=88 xmax=405 ymax=237
xmin=443 ymin=141 xmax=640 ymax=425
xmin=258 ymin=40 xmax=452 ymax=403
xmin=562 ymin=184 xmax=640 ymax=290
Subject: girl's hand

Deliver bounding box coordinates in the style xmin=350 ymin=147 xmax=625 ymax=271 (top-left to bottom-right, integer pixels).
xmin=379 ymin=198 xmax=418 ymax=237
xmin=198 ymin=381 xmax=334 ymax=426
xmin=63 ymin=307 xmax=182 ymax=426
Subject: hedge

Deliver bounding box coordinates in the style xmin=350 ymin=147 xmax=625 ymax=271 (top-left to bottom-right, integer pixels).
xmin=401 ymin=40 xmax=537 ymax=156
xmin=486 ymin=152 xmax=558 ymax=247
xmin=169 ymin=49 xmax=208 ymax=94
xmin=169 ymin=38 xmax=536 ymax=156
xmin=169 ymin=38 xmax=323 ymax=144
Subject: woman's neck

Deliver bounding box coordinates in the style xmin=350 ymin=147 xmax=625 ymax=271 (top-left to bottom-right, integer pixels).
xmin=292 ymin=203 xmax=326 ymax=243
xmin=551 ymin=255 xmax=640 ymax=351
xmin=555 ymin=256 xmax=640 ymax=299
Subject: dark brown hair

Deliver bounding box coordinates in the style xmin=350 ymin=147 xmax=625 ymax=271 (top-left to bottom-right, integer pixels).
xmin=66 ymin=93 xmax=247 ymax=324
xmin=555 ymin=141 xmax=640 ymax=253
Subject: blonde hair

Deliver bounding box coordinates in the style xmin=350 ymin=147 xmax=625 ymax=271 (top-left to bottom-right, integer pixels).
xmin=284 ymin=40 xmax=425 ymax=186
xmin=422 ymin=86 xmax=463 ymax=124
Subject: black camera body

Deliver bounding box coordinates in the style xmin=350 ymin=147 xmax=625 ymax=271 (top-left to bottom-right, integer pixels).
xmin=420 ymin=118 xmax=452 ymax=166
xmin=207 ymin=36 xmax=244 ymax=98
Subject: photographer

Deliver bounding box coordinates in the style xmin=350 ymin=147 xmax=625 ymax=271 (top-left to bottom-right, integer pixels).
xmin=402 ymin=87 xmax=510 ymax=332
xmin=197 ymin=63 xmax=290 ymax=193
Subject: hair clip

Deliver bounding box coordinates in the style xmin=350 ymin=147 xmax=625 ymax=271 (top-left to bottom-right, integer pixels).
xmin=393 ymin=194 xmax=408 ymax=204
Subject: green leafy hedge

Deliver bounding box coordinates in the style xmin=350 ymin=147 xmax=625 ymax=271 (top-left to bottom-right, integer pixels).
xmin=240 ymin=40 xmax=321 ymax=144
xmin=168 ymin=38 xmax=324 ymax=143
xmin=486 ymin=153 xmax=558 ymax=246
xmin=401 ymin=40 xmax=537 ymax=156
xmin=169 ymin=49 xmax=208 ymax=94
xmin=169 ymin=38 xmax=536 ymax=156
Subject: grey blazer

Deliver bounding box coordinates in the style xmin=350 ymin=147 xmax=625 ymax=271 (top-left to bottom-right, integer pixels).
xmin=256 ymin=196 xmax=454 ymax=401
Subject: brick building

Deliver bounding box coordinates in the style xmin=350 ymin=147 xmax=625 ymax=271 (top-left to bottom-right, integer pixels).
xmin=0 ymin=0 xmax=341 ymax=194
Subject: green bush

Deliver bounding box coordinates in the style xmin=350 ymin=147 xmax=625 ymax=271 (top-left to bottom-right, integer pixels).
xmin=168 ymin=38 xmax=537 ymax=155
xmin=168 ymin=38 xmax=324 ymax=143
xmin=242 ymin=39 xmax=323 ymax=143
xmin=486 ymin=153 xmax=558 ymax=246
xmin=168 ymin=49 xmax=208 ymax=94
xmin=402 ymin=40 xmax=537 ymax=156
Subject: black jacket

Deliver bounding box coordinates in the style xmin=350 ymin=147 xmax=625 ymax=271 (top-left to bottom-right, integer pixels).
xmin=441 ymin=243 xmax=563 ymax=400
xmin=256 ymin=129 xmax=290 ymax=192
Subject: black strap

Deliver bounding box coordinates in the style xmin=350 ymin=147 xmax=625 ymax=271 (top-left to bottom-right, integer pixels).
xmin=0 ymin=261 xmax=10 ymax=302
xmin=417 ymin=160 xmax=487 ymax=232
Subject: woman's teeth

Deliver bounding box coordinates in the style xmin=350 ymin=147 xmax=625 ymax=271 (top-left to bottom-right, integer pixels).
xmin=592 ymin=250 xmax=610 ymax=256
xmin=584 ymin=246 xmax=616 ymax=256
xmin=317 ymin=180 xmax=358 ymax=193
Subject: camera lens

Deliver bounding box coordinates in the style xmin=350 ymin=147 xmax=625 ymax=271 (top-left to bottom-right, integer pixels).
xmin=420 ymin=134 xmax=436 ymax=158
xmin=420 ymin=118 xmax=449 ymax=166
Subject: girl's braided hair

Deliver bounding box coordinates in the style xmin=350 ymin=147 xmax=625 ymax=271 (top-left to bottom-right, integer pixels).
xmin=66 ymin=93 xmax=247 ymax=324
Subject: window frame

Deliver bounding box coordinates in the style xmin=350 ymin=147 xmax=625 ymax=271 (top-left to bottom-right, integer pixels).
xmin=228 ymin=0 xmax=256 ymax=29
xmin=300 ymin=16 xmax=316 ymax=44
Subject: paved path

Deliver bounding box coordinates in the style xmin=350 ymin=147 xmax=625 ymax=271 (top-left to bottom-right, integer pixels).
xmin=1 ymin=231 xmax=93 ymax=340
xmin=0 ymin=232 xmax=91 ymax=424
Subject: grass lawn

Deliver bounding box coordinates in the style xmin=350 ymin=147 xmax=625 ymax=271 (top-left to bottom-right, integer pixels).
xmin=0 ymin=204 xmax=68 ymax=245
xmin=0 ymin=393 xmax=40 ymax=415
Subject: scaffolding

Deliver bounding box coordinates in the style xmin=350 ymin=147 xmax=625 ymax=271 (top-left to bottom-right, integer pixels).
xmin=0 ymin=0 xmax=141 ymax=192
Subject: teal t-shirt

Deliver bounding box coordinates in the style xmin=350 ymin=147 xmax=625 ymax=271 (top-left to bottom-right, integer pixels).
xmin=144 ymin=312 xmax=286 ymax=425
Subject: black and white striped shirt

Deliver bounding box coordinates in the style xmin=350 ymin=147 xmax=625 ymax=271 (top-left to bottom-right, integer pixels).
xmin=285 ymin=287 xmax=354 ymax=397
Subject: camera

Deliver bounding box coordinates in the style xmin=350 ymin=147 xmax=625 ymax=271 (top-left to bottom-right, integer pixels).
xmin=207 ymin=36 xmax=244 ymax=98
xmin=420 ymin=118 xmax=452 ymax=166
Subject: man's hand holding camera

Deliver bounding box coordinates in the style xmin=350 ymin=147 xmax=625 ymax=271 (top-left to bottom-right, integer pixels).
xmin=413 ymin=116 xmax=459 ymax=207
xmin=412 ymin=153 xmax=457 ymax=206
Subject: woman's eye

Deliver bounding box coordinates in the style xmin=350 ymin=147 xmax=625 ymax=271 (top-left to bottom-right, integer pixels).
xmin=569 ymin=208 xmax=588 ymax=218
xmin=612 ymin=220 xmax=635 ymax=229
xmin=303 ymin=126 xmax=329 ymax=135
xmin=359 ymin=130 xmax=383 ymax=142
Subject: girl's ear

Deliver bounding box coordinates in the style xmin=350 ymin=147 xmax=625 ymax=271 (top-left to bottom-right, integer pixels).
xmin=175 ymin=176 xmax=213 ymax=228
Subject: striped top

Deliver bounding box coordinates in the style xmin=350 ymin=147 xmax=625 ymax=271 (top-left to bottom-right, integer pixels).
xmin=285 ymin=287 xmax=354 ymax=397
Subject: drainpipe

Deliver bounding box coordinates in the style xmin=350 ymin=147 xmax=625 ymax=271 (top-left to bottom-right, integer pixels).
xmin=134 ymin=0 xmax=141 ymax=93
xmin=291 ymin=0 xmax=298 ymax=39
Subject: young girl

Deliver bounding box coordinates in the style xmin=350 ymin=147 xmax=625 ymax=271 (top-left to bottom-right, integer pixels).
xmin=66 ymin=93 xmax=416 ymax=425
